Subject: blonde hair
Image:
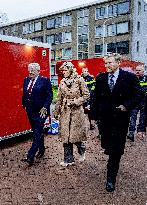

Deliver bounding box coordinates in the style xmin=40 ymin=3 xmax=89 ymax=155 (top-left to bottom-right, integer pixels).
xmin=59 ymin=61 xmax=74 ymax=71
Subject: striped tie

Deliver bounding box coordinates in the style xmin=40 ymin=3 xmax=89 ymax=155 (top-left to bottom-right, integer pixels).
xmin=28 ymin=79 xmax=35 ymax=95
xmin=109 ymin=74 xmax=114 ymax=91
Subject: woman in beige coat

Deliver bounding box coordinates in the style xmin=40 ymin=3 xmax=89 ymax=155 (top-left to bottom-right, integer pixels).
xmin=54 ymin=62 xmax=89 ymax=166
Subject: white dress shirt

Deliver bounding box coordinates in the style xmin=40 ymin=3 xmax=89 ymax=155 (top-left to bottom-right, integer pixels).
xmin=27 ymin=76 xmax=39 ymax=91
xmin=108 ymin=69 xmax=119 ymax=86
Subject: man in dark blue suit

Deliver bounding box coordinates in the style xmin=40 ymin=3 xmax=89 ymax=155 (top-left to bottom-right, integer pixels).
xmin=22 ymin=63 xmax=53 ymax=166
xmin=92 ymin=54 xmax=142 ymax=192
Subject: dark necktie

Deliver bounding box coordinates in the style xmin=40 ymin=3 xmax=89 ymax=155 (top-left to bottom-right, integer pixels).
xmin=109 ymin=74 xmax=114 ymax=91
xmin=28 ymin=79 xmax=35 ymax=95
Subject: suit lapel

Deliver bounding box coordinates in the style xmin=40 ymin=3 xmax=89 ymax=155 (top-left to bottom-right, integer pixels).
xmin=112 ymin=69 xmax=124 ymax=92
xmin=103 ymin=72 xmax=111 ymax=93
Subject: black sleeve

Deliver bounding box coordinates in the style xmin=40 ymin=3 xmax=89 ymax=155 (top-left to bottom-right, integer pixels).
xmin=123 ymin=74 xmax=144 ymax=111
xmin=43 ymin=78 xmax=53 ymax=109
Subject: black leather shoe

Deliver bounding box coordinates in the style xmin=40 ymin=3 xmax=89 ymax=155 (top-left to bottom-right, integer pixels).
xmin=90 ymin=124 xmax=95 ymax=130
xmin=21 ymin=158 xmax=34 ymax=166
xmin=127 ymin=133 xmax=134 ymax=142
xmin=26 ymin=158 xmax=34 ymax=166
xmin=106 ymin=181 xmax=115 ymax=192
xmin=36 ymin=151 xmax=45 ymax=159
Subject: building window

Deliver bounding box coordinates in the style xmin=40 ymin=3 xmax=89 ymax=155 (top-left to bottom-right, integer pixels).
xmin=55 ymin=33 xmax=62 ymax=44
xmin=78 ymin=26 xmax=88 ymax=35
xmin=77 ymin=8 xmax=89 ymax=18
xmin=78 ymin=17 xmax=88 ymax=26
xmin=95 ymin=26 xmax=103 ymax=37
xmin=77 ymin=10 xmax=84 ymax=18
xmin=23 ymin=22 xmax=34 ymax=34
xmin=137 ymin=41 xmax=139 ymax=52
xmin=107 ymin=41 xmax=129 ymax=54
xmin=146 ymin=48 xmax=147 ymax=54
xmin=82 ymin=26 xmax=88 ymax=34
xmin=107 ymin=43 xmax=116 ymax=54
xmin=55 ymin=16 xmax=62 ymax=28
xmin=0 ymin=29 xmax=4 ymax=34
xmin=84 ymin=8 xmax=89 ymax=17
xmin=34 ymin=22 xmax=42 ymax=31
xmin=55 ymin=49 xmax=62 ymax=60
xmin=62 ymin=32 xmax=72 ymax=43
xmin=116 ymin=41 xmax=129 ymax=54
xmin=51 ymin=50 xmax=55 ymax=60
xmin=47 ymin=18 xmax=55 ymax=29
xmin=46 ymin=34 xmax=55 ymax=44
xmin=116 ymin=22 xmax=129 ymax=35
xmin=138 ymin=1 xmax=141 ymax=14
xmin=62 ymin=48 xmax=72 ymax=59
xmin=78 ymin=44 xmax=88 ymax=52
xmin=95 ymin=44 xmax=103 ymax=55
xmin=63 ymin=14 xmax=71 ymax=26
xmin=107 ymin=24 xmax=116 ymax=36
xmin=137 ymin=21 xmax=140 ymax=33
xmin=108 ymin=5 xmax=117 ymax=17
xmin=51 ymin=75 xmax=58 ymax=85
xmin=78 ymin=52 xmax=88 ymax=59
xmin=11 ymin=25 xmax=17 ymax=33
xmin=31 ymin=36 xmax=43 ymax=42
xmin=117 ymin=1 xmax=130 ymax=15
xmin=78 ymin=35 xmax=88 ymax=44
xmin=96 ymin=7 xmax=106 ymax=19
xmin=51 ymin=65 xmax=56 ymax=75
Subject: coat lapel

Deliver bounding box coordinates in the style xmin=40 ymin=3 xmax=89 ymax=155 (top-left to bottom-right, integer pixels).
xmin=112 ymin=69 xmax=124 ymax=92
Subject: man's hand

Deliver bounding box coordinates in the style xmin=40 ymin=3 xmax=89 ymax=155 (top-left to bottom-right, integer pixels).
xmin=39 ymin=107 xmax=47 ymax=118
xmin=116 ymin=105 xmax=127 ymax=112
xmin=136 ymin=132 xmax=146 ymax=140
xmin=85 ymin=105 xmax=90 ymax=110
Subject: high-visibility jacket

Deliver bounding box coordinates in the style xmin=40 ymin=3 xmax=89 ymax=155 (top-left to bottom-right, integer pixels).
xmin=139 ymin=76 xmax=147 ymax=94
xmin=81 ymin=75 xmax=95 ymax=93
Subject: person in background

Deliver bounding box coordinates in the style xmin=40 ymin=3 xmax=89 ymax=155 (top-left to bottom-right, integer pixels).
xmin=53 ymin=62 xmax=89 ymax=167
xmin=22 ymin=63 xmax=53 ymax=166
xmin=91 ymin=53 xmax=142 ymax=192
xmin=127 ymin=64 xmax=147 ymax=142
xmin=81 ymin=67 xmax=95 ymax=130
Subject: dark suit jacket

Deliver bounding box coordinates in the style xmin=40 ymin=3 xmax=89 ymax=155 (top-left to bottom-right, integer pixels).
xmin=22 ymin=76 xmax=53 ymax=121
xmin=92 ymin=69 xmax=142 ymax=154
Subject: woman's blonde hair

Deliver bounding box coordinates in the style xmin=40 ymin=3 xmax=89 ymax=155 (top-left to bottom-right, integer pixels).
xmin=59 ymin=61 xmax=74 ymax=70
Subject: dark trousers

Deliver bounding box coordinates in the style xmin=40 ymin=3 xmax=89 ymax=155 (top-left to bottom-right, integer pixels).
xmin=27 ymin=118 xmax=45 ymax=161
xmin=107 ymin=153 xmax=122 ymax=184
xmin=129 ymin=100 xmax=146 ymax=133
xmin=63 ymin=142 xmax=86 ymax=163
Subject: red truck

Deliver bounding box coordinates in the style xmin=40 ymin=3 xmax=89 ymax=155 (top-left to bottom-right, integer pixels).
xmin=56 ymin=58 xmax=143 ymax=84
xmin=0 ymin=34 xmax=51 ymax=140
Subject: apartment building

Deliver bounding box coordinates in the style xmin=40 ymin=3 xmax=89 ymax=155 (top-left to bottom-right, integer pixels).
xmin=0 ymin=0 xmax=147 ymax=83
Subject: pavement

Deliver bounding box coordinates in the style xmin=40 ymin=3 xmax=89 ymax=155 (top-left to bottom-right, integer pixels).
xmin=0 ymin=127 xmax=147 ymax=205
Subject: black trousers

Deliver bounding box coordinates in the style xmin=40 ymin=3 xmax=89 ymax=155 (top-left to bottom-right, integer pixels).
xmin=63 ymin=142 xmax=86 ymax=163
xmin=107 ymin=153 xmax=122 ymax=184
xmin=27 ymin=118 xmax=45 ymax=161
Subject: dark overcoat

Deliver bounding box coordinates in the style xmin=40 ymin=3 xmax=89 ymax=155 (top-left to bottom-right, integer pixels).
xmin=22 ymin=76 xmax=53 ymax=121
xmin=92 ymin=69 xmax=142 ymax=155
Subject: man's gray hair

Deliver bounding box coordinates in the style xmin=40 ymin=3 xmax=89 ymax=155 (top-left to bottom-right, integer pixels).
xmin=104 ymin=53 xmax=122 ymax=62
xmin=28 ymin=63 xmax=40 ymax=71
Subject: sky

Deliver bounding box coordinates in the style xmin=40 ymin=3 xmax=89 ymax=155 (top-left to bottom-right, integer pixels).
xmin=0 ymin=0 xmax=96 ymax=22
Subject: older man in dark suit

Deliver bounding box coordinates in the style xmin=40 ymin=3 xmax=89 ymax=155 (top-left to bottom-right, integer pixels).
xmin=92 ymin=54 xmax=142 ymax=192
xmin=22 ymin=63 xmax=53 ymax=166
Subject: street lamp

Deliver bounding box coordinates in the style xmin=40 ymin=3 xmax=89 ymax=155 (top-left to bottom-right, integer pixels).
xmin=102 ymin=19 xmax=110 ymax=56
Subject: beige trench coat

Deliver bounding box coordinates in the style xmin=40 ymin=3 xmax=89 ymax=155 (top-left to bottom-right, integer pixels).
xmin=54 ymin=76 xmax=89 ymax=143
